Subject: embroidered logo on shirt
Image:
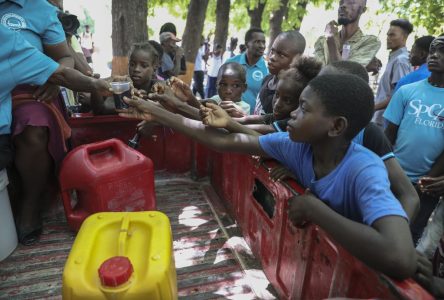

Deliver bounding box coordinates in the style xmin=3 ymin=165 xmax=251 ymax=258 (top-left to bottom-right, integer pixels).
xmin=252 ymin=70 xmax=264 ymax=81
xmin=1 ymin=13 xmax=27 ymax=31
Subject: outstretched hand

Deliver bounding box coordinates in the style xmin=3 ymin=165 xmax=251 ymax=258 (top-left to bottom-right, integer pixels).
xmin=147 ymin=90 xmax=183 ymax=113
xmin=117 ymin=95 xmax=158 ymax=121
xmin=219 ymin=101 xmax=246 ymax=118
xmin=418 ymin=176 xmax=444 ymax=196
xmin=168 ymin=76 xmax=196 ymax=103
xmin=201 ymin=102 xmax=233 ymax=128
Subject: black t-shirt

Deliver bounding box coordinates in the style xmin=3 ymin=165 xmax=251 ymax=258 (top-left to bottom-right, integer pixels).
xmin=258 ymin=74 xmax=276 ymax=114
xmin=362 ymin=122 xmax=394 ymax=159
xmin=262 ymin=114 xmax=289 ymax=132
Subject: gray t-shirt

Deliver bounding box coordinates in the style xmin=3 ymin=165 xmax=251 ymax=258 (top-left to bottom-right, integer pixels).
xmin=160 ymin=52 xmax=175 ymax=78
xmin=373 ymin=47 xmax=412 ymax=126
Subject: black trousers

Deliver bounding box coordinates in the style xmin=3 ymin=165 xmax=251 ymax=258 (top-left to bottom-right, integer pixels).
xmin=410 ymin=186 xmax=441 ymax=245
xmin=192 ymin=71 xmax=205 ymax=99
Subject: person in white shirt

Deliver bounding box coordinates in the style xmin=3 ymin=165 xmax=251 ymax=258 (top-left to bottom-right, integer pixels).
xmin=206 ymin=44 xmax=224 ymax=98
xmin=193 ymin=36 xmax=209 ymax=99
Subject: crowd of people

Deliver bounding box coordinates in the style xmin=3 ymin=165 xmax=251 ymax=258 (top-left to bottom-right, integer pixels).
xmin=0 ymin=0 xmax=443 ymax=297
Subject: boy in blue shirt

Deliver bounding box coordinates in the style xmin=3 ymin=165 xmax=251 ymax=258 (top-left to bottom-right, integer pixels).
xmin=119 ymin=74 xmax=416 ymax=279
xmin=394 ymin=35 xmax=434 ymax=92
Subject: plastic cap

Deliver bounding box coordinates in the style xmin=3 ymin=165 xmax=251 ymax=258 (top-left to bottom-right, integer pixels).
xmin=98 ymin=256 xmax=133 ymax=287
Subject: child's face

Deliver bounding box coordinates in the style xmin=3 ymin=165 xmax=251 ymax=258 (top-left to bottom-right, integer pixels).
xmin=287 ymin=86 xmax=333 ymax=143
xmin=129 ymin=49 xmax=155 ymax=89
xmin=268 ymin=36 xmax=300 ymax=75
xmin=217 ymin=72 xmax=246 ymax=102
xmin=273 ymin=79 xmax=299 ymax=120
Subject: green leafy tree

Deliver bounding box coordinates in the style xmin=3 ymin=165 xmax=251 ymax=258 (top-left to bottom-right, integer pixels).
xmin=78 ymin=8 xmax=96 ymax=33
xmin=380 ymin=0 xmax=444 ymax=35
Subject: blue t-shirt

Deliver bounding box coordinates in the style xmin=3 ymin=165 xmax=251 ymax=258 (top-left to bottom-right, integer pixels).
xmin=394 ymin=63 xmax=430 ymax=93
xmin=258 ymin=132 xmax=407 ymax=225
xmin=225 ymin=53 xmax=268 ymax=114
xmin=384 ymin=79 xmax=444 ymax=183
xmin=0 ymin=0 xmax=65 ymax=52
xmin=0 ymin=24 xmax=59 ymax=134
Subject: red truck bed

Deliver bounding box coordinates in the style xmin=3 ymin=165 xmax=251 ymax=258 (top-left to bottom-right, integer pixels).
xmin=0 ymin=114 xmax=434 ymax=299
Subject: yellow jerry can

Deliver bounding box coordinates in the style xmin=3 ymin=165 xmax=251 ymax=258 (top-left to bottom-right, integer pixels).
xmin=62 ymin=211 xmax=177 ymax=300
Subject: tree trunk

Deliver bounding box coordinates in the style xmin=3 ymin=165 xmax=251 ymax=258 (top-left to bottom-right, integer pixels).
xmin=111 ymin=0 xmax=148 ymax=76
xmin=181 ymin=0 xmax=209 ymax=84
xmin=247 ymin=1 xmax=266 ymax=29
xmin=268 ymin=0 xmax=289 ymax=51
xmin=292 ymin=0 xmax=308 ymax=31
xmin=213 ymin=0 xmax=230 ymax=51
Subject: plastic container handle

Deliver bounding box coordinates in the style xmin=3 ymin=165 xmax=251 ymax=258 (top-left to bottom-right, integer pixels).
xmin=61 ymin=190 xmax=75 ymax=219
xmin=84 ymin=138 xmax=125 ymax=167
xmin=118 ymin=213 xmax=130 ymax=256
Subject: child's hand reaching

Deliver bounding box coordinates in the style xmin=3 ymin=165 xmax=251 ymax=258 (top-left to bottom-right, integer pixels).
xmin=201 ymin=102 xmax=233 ymax=128
xmin=269 ymin=165 xmax=296 ymax=182
xmin=147 ymin=90 xmax=184 ymax=113
xmin=219 ymin=101 xmax=246 ymax=118
xmin=168 ymin=76 xmax=195 ymax=103
xmin=133 ymin=88 xmax=148 ymax=99
xmin=418 ymin=176 xmax=444 ymax=196
xmin=117 ymin=95 xmax=158 ymax=121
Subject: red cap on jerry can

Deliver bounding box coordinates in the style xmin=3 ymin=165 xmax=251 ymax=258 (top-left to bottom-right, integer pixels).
xmin=98 ymin=256 xmax=133 ymax=287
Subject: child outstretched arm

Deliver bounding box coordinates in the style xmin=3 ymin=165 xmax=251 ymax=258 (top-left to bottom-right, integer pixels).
xmin=119 ymin=92 xmax=416 ymax=279
xmin=201 ymin=103 xmax=261 ymax=136
xmin=119 ymin=96 xmax=267 ymax=155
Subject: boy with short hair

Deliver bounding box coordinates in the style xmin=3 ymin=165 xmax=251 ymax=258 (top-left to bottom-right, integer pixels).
xmin=119 ymin=74 xmax=416 ymax=279
xmin=384 ymin=36 xmax=444 ymax=243
xmin=254 ymin=30 xmax=306 ymax=115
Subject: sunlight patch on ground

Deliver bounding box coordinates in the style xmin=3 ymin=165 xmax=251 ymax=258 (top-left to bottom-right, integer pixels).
xmin=213 ymin=270 xmax=276 ymax=300
xmin=178 ymin=205 xmax=209 ymax=230
xmin=223 ymin=236 xmax=253 ymax=256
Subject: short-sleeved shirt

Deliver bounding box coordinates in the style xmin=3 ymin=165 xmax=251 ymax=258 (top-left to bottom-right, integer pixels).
xmin=70 ymin=35 xmax=82 ymax=53
xmin=384 ymin=79 xmax=444 ymax=183
xmin=160 ymin=52 xmax=174 ymax=79
xmin=225 ymin=52 xmax=269 ymax=114
xmin=194 ymin=45 xmax=206 ymax=72
xmin=258 ymin=132 xmax=407 ymax=225
xmin=254 ymin=74 xmax=276 ymax=115
xmin=373 ymin=47 xmax=413 ymax=126
xmin=160 ymin=52 xmax=186 ymax=79
xmin=314 ymin=29 xmax=381 ymax=66
xmin=0 ymin=24 xmax=59 ymax=134
xmin=352 ymin=123 xmax=394 ymax=161
xmin=207 ymin=54 xmax=224 ymax=77
xmin=0 ymin=0 xmax=66 ymax=52
xmin=394 ymin=63 xmax=430 ymax=93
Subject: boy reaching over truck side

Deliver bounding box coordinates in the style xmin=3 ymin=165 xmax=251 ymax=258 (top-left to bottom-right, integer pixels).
xmin=118 ymin=74 xmax=416 ymax=280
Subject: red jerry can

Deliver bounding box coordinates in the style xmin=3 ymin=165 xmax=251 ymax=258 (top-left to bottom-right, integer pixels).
xmin=59 ymin=138 xmax=156 ymax=231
